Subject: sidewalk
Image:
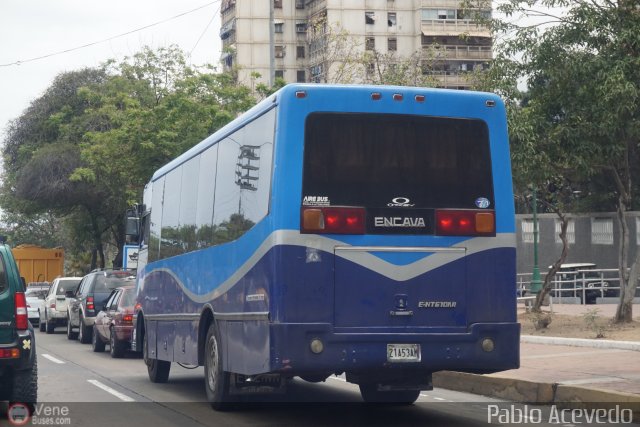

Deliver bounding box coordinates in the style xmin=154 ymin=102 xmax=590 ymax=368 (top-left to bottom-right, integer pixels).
xmin=433 ymin=303 xmax=640 ymax=414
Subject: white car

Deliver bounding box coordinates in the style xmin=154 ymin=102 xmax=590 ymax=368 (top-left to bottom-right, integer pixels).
xmin=25 ymin=286 xmax=49 ymax=327
xmin=40 ymin=276 xmax=83 ymax=333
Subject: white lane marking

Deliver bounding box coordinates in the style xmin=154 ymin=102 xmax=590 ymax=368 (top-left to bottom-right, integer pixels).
xmin=87 ymin=379 xmax=135 ymax=402
xmin=41 ymin=354 xmax=65 ymax=364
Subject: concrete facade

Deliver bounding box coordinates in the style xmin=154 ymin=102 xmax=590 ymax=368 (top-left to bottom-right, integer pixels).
xmin=516 ymin=212 xmax=640 ymax=274
xmin=220 ymin=0 xmax=492 ymax=89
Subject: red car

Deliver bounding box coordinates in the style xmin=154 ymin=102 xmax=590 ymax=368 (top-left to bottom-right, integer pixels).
xmin=92 ymin=285 xmax=136 ymax=358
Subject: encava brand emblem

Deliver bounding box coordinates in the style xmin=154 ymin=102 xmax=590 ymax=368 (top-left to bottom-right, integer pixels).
xmin=374 ymin=217 xmax=426 ymax=228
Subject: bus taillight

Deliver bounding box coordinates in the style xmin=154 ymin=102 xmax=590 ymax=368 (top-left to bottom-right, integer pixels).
xmin=301 ymin=207 xmax=366 ymax=234
xmin=435 ymin=210 xmax=495 ymax=236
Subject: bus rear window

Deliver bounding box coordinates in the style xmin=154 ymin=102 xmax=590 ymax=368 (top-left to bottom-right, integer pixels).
xmin=302 ymin=113 xmax=494 ymax=210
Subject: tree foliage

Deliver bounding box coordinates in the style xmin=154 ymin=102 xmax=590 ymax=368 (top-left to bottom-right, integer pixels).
xmin=1 ymin=46 xmax=256 ymax=271
xmin=479 ymin=0 xmax=640 ymax=321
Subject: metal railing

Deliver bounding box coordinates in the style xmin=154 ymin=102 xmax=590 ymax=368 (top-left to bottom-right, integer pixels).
xmin=517 ymin=268 xmax=623 ymax=304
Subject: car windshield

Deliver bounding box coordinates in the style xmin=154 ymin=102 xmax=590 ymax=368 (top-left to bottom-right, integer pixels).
xmin=25 ymin=288 xmax=48 ymax=299
xmin=56 ymin=279 xmax=81 ymax=295
xmin=94 ymin=271 xmax=136 ymax=293
xmin=120 ymin=289 xmax=136 ymax=307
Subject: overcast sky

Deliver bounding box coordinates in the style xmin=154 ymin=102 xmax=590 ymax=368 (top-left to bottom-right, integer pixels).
xmin=0 ymin=0 xmax=222 ymax=142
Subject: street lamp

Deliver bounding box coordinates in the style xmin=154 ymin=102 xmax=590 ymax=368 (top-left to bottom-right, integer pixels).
xmin=530 ymin=188 xmax=543 ymax=294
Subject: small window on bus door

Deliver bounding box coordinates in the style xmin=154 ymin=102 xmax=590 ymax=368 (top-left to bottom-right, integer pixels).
xmin=301 ymin=113 xmax=495 ymax=235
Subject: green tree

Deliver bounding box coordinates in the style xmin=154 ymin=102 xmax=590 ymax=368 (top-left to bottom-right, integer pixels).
xmin=482 ymin=0 xmax=640 ymax=322
xmin=1 ymin=46 xmax=256 ymax=270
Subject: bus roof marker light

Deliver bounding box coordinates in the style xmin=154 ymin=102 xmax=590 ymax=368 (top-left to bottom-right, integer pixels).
xmin=393 ymin=93 xmax=403 ymax=101
xmin=295 ymin=91 xmax=307 ymax=99
xmin=485 ymin=100 xmax=496 ymax=107
xmin=371 ymin=92 xmax=382 ymax=101
xmin=415 ymin=95 xmax=426 ymax=103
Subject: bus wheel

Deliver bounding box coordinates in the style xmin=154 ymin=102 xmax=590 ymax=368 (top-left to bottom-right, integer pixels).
xmin=143 ymin=327 xmax=170 ymax=383
xmin=204 ymin=322 xmax=231 ymax=410
xmin=358 ymin=384 xmax=420 ymax=405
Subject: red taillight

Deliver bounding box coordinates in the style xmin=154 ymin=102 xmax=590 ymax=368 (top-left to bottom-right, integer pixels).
xmin=50 ymin=302 xmax=56 ymax=309
xmin=15 ymin=292 xmax=29 ymax=330
xmin=435 ymin=210 xmax=495 ymax=236
xmin=87 ymin=296 xmax=94 ymax=311
xmin=301 ymin=207 xmax=366 ymax=234
xmin=122 ymin=314 xmax=133 ymax=324
xmin=0 ymin=348 xmax=20 ymax=359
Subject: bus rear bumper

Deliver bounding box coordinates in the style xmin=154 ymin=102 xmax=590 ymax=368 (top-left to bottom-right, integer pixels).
xmin=270 ymin=322 xmax=520 ymax=377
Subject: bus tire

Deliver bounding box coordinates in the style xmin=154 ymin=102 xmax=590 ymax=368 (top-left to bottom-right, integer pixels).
xmin=358 ymin=384 xmax=420 ymax=405
xmin=204 ymin=322 xmax=231 ymax=410
xmin=143 ymin=326 xmax=170 ymax=383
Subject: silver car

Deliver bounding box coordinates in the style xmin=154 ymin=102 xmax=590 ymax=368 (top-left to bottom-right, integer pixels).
xmin=40 ymin=276 xmax=82 ymax=333
xmin=25 ymin=286 xmax=49 ymax=327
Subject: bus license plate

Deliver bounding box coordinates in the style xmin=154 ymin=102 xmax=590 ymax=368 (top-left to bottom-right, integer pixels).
xmin=387 ymin=344 xmax=421 ymax=363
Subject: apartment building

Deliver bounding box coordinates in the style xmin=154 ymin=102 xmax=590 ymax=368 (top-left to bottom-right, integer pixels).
xmin=220 ymin=0 xmax=492 ymax=89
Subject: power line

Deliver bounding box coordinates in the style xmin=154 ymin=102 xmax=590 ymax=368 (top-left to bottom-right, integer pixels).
xmin=190 ymin=3 xmax=221 ymax=58
xmin=0 ymin=1 xmax=220 ymax=68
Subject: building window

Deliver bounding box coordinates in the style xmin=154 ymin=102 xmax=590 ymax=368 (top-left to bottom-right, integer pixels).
xmin=296 ymin=0 xmax=305 ymax=9
xmin=365 ymin=11 xmax=375 ymax=25
xmin=555 ymin=219 xmax=575 ymax=244
xmin=388 ymin=37 xmax=397 ymax=51
xmin=388 ymin=12 xmax=397 ymax=27
xmin=296 ymin=45 xmax=305 ymax=59
xmin=422 ymin=9 xmax=456 ymax=20
xmin=591 ymin=218 xmax=614 ymax=245
xmin=296 ymin=22 xmax=308 ymax=33
xmin=297 ymin=70 xmax=306 ymax=83
xmin=275 ymin=70 xmax=284 ymax=79
xmin=274 ymin=0 xmax=282 ymax=8
xmin=365 ymin=37 xmax=375 ymax=50
xmin=275 ymin=23 xmax=284 ymax=33
xmin=521 ymin=219 xmax=534 ymax=243
xmin=275 ymin=45 xmax=285 ymax=58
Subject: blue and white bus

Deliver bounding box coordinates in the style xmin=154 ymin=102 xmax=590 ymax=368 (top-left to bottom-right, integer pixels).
xmin=129 ymin=84 xmax=520 ymax=407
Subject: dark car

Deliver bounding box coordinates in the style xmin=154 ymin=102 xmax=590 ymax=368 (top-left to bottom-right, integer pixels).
xmin=550 ymin=263 xmax=612 ymax=304
xmin=0 ymin=239 xmax=37 ymax=405
xmin=67 ymin=270 xmax=136 ymax=344
xmin=92 ymin=285 xmax=137 ymax=358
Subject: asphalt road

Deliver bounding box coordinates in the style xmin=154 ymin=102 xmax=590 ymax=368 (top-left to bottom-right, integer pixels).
xmin=2 ymin=328 xmax=636 ymax=427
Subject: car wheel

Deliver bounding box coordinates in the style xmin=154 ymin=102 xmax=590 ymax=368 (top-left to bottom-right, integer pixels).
xmin=45 ymin=313 xmax=55 ymax=334
xmin=39 ymin=312 xmax=46 ymax=332
xmin=78 ymin=314 xmax=91 ymax=344
xmin=11 ymin=358 xmax=38 ymax=404
xmin=92 ymin=326 xmax=105 ymax=352
xmin=143 ymin=325 xmax=170 ymax=383
xmin=110 ymin=327 xmax=126 ymax=358
xmin=66 ymin=314 xmax=78 ymax=340
xmin=204 ymin=322 xmax=232 ymax=410
xmin=358 ymin=383 xmax=420 ymax=405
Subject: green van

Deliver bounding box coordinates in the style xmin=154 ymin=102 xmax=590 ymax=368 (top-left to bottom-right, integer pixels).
xmin=0 ymin=239 xmax=37 ymax=404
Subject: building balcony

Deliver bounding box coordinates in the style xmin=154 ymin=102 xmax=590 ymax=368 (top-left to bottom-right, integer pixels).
xmin=306 ymin=0 xmax=327 ymax=16
xmin=421 ymin=20 xmax=489 ymax=37
xmin=427 ymin=45 xmax=492 ymax=61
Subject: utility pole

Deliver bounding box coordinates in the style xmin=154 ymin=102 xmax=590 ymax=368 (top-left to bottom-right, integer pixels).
xmin=530 ymin=188 xmax=543 ymax=295
xmin=269 ymin=0 xmax=275 ymax=86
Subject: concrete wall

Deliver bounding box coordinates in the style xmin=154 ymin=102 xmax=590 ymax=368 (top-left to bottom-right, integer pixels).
xmin=516 ymin=212 xmax=640 ymax=274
